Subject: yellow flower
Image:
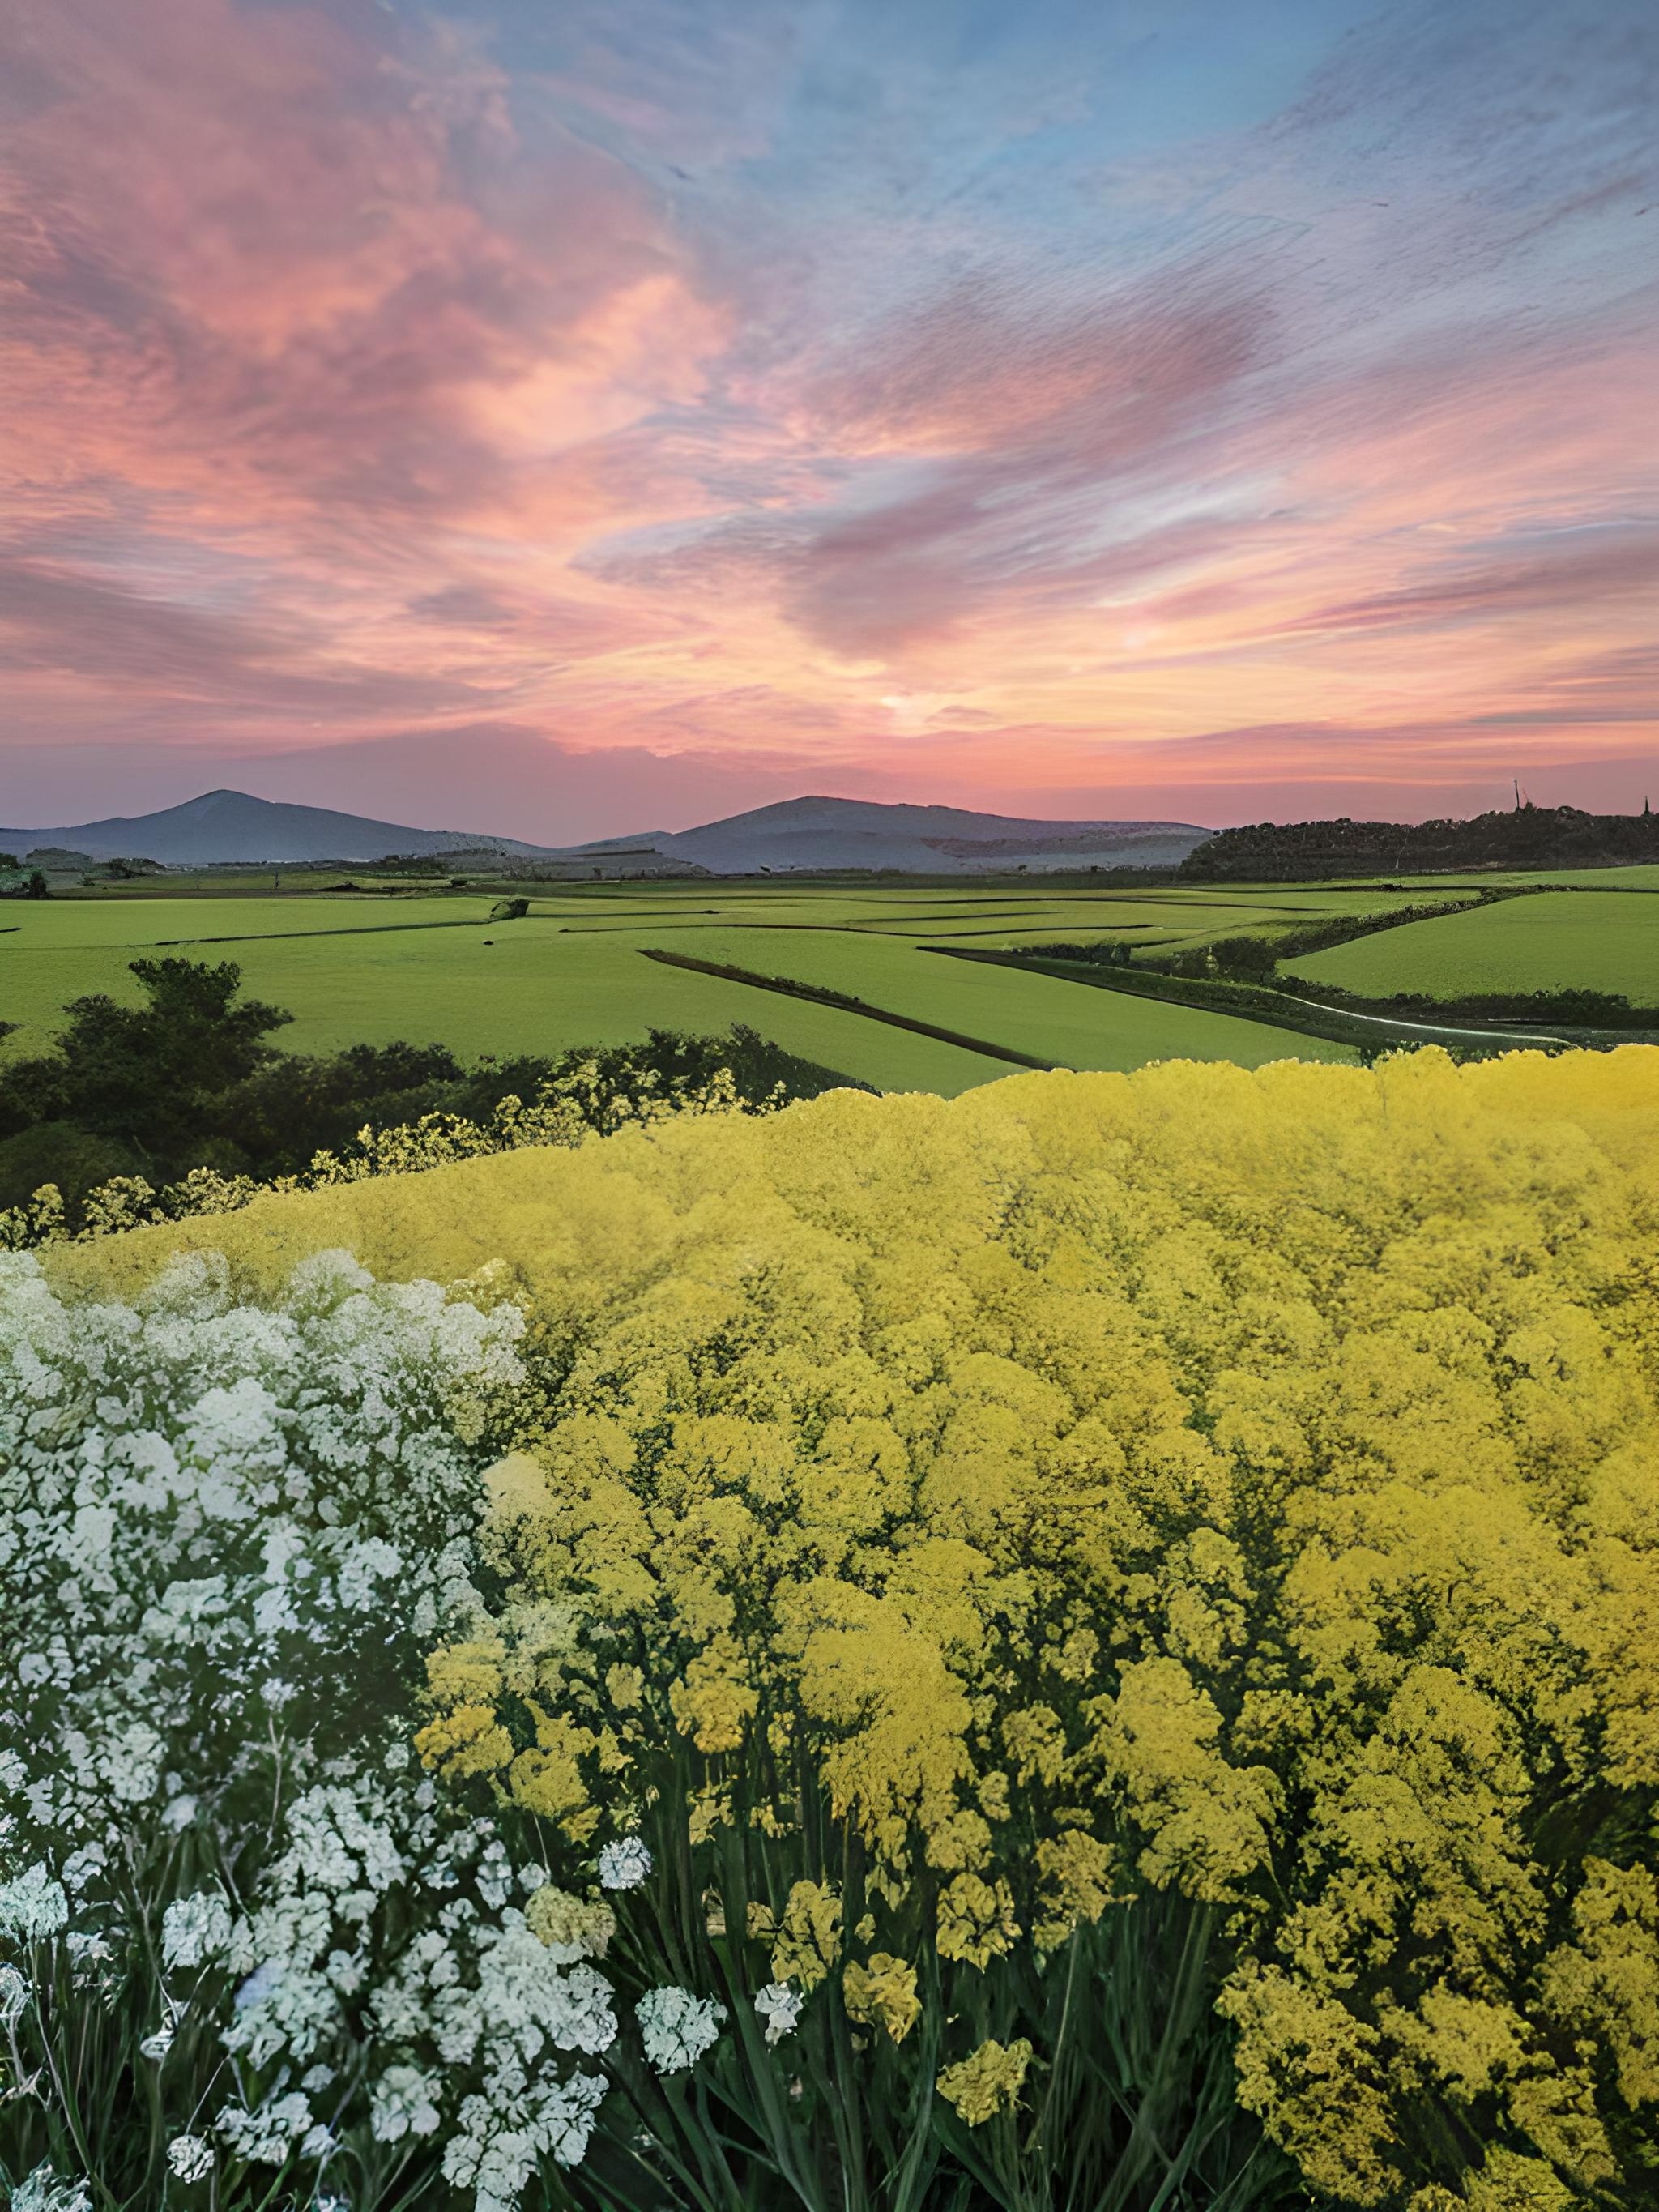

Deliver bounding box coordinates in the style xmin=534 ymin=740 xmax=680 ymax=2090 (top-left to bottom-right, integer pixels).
xmin=1000 ymin=1703 xmax=1068 ymax=1787
xmin=670 ymin=1636 xmax=757 ymax=1753
xmin=506 ymin=1707 xmax=596 ymax=1830
xmin=64 ymin=1047 xmax=1659 ymax=2209
xmin=525 ymin=1885 xmax=615 ymax=1960
xmin=936 ymin=2037 xmax=1032 ymax=2126
xmin=769 ymin=1881 xmax=843 ymax=1991
xmin=424 ymin=1642 xmax=503 ymax=1710
xmin=935 ymin=1873 xmax=1019 ymax=1968
xmin=842 ymin=1953 xmax=921 ymax=2043
xmin=1090 ymin=1658 xmax=1276 ymax=1902
xmin=413 ymin=1703 xmax=512 ymax=1779
xmin=1033 ymin=1828 xmax=1116 ymax=1949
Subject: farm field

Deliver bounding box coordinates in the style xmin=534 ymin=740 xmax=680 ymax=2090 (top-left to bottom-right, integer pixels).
xmin=2 ymin=881 xmax=1372 ymax=1086
xmin=0 ymin=912 xmax=1006 ymax=1095
xmin=8 ymin=871 xmax=1657 ymax=1089
xmin=0 ymin=892 xmax=498 ymax=948
xmin=1358 ymin=863 xmax=1659 ymax=891
xmin=1286 ymin=888 xmax=1659 ymax=1001
xmin=657 ymin=923 xmax=1354 ymax=1070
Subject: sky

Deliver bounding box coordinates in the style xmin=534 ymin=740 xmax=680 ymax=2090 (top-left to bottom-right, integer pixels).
xmin=1 ymin=0 xmax=1654 ymax=842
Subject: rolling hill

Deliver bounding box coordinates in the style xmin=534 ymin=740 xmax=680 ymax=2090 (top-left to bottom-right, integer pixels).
xmin=0 ymin=789 xmax=552 ymax=865
xmin=564 ymin=796 xmax=1211 ymax=874
xmin=2 ymin=790 xmax=1211 ymax=873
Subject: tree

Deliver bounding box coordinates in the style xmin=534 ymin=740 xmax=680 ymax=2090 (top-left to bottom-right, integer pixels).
xmin=0 ymin=957 xmax=291 ymax=1172
xmin=0 ymin=1121 xmax=139 ymax=1212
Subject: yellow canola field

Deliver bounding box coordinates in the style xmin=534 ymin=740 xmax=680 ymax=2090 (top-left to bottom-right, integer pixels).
xmin=61 ymin=1048 xmax=1659 ymax=2209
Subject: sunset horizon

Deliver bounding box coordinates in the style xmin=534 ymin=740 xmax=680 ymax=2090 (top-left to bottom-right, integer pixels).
xmin=2 ymin=0 xmax=1654 ymax=843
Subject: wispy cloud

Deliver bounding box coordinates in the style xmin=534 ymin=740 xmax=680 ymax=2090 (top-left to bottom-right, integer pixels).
xmin=0 ymin=0 xmax=1653 ymax=828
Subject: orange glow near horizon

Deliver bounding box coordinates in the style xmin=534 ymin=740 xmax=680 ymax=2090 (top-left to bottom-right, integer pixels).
xmin=1 ymin=0 xmax=1654 ymax=839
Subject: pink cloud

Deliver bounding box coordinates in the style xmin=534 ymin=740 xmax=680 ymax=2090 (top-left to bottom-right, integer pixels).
xmin=0 ymin=0 xmax=1653 ymax=832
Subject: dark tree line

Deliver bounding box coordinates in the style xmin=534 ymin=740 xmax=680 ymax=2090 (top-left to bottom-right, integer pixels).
xmin=1180 ymin=804 xmax=1659 ymax=881
xmin=0 ymin=957 xmax=865 ymax=1218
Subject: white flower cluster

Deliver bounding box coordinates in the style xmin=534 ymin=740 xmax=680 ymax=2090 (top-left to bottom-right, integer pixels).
xmin=636 ymin=1984 xmax=728 ymax=2073
xmin=10 ymin=2167 xmax=93 ymax=2212
xmin=597 ymin=1835 xmax=653 ymax=1891
xmin=0 ymin=1864 xmax=70 ymax=1943
xmin=0 ymin=1250 xmax=665 ymax=2210
xmin=753 ymin=1980 xmax=804 ymax=2046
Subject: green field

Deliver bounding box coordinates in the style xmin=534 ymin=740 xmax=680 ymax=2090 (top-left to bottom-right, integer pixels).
xmin=1286 ymin=890 xmax=1659 ymax=1001
xmin=3 ymin=882 xmax=1358 ymax=1091
xmin=8 ymin=873 xmax=1653 ymax=1093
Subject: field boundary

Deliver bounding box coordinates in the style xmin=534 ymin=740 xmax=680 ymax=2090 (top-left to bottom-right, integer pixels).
xmin=139 ymin=916 xmax=494 ymax=949
xmin=929 ymin=947 xmax=1575 ymax=1055
xmin=638 ymin=948 xmax=1056 ymax=1070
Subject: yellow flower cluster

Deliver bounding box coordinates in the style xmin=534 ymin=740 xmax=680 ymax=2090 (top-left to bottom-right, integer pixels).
xmin=62 ymin=1047 xmax=1659 ymax=2206
xmin=936 ymin=2037 xmax=1033 ymax=2126
xmin=842 ymin=1952 xmax=921 ymax=2043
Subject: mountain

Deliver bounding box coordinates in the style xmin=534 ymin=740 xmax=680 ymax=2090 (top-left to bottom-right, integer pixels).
xmin=0 ymin=789 xmax=554 ymax=865
xmin=1 ymin=788 xmax=1212 ymax=872
xmin=561 ymin=796 xmax=1213 ymax=875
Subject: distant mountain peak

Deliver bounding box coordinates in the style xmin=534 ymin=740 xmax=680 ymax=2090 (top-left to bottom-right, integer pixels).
xmin=0 ymin=788 xmax=556 ymax=865
xmin=2 ymin=786 xmax=1213 ymax=873
xmin=563 ymin=793 xmax=1212 ymax=875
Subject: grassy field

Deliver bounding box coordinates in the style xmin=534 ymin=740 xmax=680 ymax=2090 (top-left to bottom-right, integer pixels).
xmin=655 ymin=924 xmax=1352 ymax=1071
xmin=3 ymin=882 xmax=1359 ymax=1090
xmin=1286 ymin=889 xmax=1659 ymax=1001
xmin=8 ymin=873 xmax=1653 ymax=1091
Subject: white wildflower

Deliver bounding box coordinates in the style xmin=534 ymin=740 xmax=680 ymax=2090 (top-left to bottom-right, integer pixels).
xmin=282 ymin=1784 xmax=407 ymax=1896
xmin=11 ymin=2165 xmax=93 ymax=2212
xmin=162 ymin=1890 xmax=232 ymax=1969
xmin=60 ymin=1844 xmax=107 ymax=1894
xmin=167 ymin=2134 xmax=214 ymax=2183
xmin=753 ymin=1980 xmax=804 ymax=2045
xmin=0 ymin=1253 xmax=570 ymax=2176
xmin=224 ymin=1960 xmax=338 ymax=2067
xmin=371 ymin=2061 xmax=441 ymax=2142
xmin=636 ymin=1985 xmax=727 ymax=2073
xmin=437 ymin=1924 xmax=616 ymax=2065
xmin=442 ymin=2072 xmax=607 ymax=2207
xmin=538 ymin=2070 xmax=608 ymax=2166
xmin=597 ymin=1836 xmax=652 ymax=1890
xmin=476 ymin=1835 xmax=513 ymax=1911
xmin=102 ymin=1719 xmax=165 ymax=1804
xmin=216 ymin=2091 xmax=313 ymax=2163
xmin=0 ymin=1862 xmax=69 ymax=1941
xmin=337 ymin=1535 xmax=403 ymax=1608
